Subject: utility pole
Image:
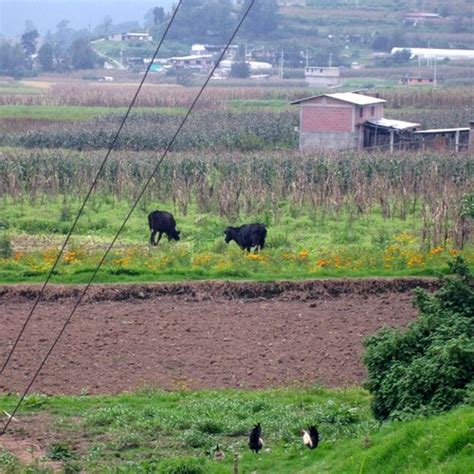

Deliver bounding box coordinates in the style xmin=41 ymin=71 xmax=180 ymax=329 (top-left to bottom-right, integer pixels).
xmin=329 ymin=51 xmax=333 ymax=67
xmin=280 ymin=49 xmax=284 ymax=79
xmin=305 ymin=49 xmax=309 ymax=68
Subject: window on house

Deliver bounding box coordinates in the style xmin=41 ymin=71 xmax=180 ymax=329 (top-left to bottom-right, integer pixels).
xmin=371 ymin=106 xmax=375 ymax=116
xmin=359 ymin=107 xmax=363 ymax=118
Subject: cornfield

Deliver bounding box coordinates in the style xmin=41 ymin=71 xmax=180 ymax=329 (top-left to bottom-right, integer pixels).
xmin=1 ymin=83 xmax=472 ymax=110
xmin=0 ymin=110 xmax=299 ymax=151
xmin=1 ymin=148 xmax=471 ymax=248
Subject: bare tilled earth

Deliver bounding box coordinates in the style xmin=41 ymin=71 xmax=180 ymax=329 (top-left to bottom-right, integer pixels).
xmin=0 ymin=279 xmax=435 ymax=396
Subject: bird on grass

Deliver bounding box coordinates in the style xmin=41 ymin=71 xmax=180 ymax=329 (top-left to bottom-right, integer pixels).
xmin=302 ymin=425 xmax=319 ymax=449
xmin=214 ymin=444 xmax=225 ymax=461
xmin=248 ymin=422 xmax=264 ymax=453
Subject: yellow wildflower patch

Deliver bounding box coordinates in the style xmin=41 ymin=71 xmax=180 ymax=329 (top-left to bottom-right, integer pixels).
xmin=316 ymin=258 xmax=329 ymax=268
xmin=407 ymin=254 xmax=424 ymax=267
xmin=246 ymin=253 xmax=266 ymax=262
xmin=63 ymin=250 xmax=78 ymax=264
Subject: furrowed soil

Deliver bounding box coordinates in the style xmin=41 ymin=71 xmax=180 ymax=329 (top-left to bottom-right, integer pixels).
xmin=0 ymin=278 xmax=437 ymax=396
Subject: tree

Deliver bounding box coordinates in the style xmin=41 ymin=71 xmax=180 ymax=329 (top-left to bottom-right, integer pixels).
xmin=21 ymin=29 xmax=39 ymax=56
xmin=241 ymin=0 xmax=280 ymax=39
xmin=68 ymin=37 xmax=97 ymax=70
xmin=371 ymin=32 xmax=391 ymax=52
xmin=392 ymin=48 xmax=411 ymax=64
xmin=38 ymin=43 xmax=55 ymax=71
xmin=167 ymin=0 xmax=234 ymax=43
xmin=153 ymin=6 xmax=165 ymax=25
xmin=0 ymin=41 xmax=27 ymax=77
xmin=230 ymin=61 xmax=250 ymax=78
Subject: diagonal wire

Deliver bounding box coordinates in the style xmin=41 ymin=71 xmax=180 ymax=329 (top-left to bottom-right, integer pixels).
xmin=0 ymin=0 xmax=184 ymax=375
xmin=1 ymin=0 xmax=257 ymax=435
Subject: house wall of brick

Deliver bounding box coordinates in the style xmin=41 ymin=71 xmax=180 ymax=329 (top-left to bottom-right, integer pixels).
xmin=355 ymin=104 xmax=384 ymax=125
xmin=301 ymin=105 xmax=353 ymax=132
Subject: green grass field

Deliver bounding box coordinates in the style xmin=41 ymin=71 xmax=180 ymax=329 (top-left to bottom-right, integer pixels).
xmin=0 ymin=388 xmax=472 ymax=473
xmin=1 ymin=197 xmax=469 ymax=284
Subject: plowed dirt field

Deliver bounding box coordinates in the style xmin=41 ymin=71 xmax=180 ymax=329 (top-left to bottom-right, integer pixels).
xmin=0 ymin=279 xmax=436 ymax=395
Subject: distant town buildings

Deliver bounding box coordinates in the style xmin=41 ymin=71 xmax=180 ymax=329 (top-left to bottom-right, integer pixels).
xmin=403 ymin=12 xmax=442 ymax=26
xmin=399 ymin=76 xmax=435 ymax=85
xmin=168 ymin=54 xmax=214 ymax=70
xmin=304 ymin=67 xmax=340 ymax=87
xmin=108 ymin=32 xmax=152 ymax=42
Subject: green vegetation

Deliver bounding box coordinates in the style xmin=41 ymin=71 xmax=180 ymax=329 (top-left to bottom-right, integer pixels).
xmin=0 ymin=110 xmax=297 ymax=150
xmin=0 ymin=82 xmax=42 ymax=95
xmin=364 ymin=258 xmax=474 ymax=420
xmin=0 ymin=148 xmax=471 ymax=283
xmin=0 ymin=388 xmax=472 ymax=473
xmin=0 ymin=105 xmax=186 ymax=122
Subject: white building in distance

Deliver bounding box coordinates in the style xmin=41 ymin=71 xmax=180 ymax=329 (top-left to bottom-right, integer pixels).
xmin=391 ymin=47 xmax=474 ymax=61
xmin=305 ymin=66 xmax=340 ymax=87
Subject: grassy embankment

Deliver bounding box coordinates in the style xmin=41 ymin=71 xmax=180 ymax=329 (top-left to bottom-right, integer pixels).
xmin=0 ymin=388 xmax=472 ymax=473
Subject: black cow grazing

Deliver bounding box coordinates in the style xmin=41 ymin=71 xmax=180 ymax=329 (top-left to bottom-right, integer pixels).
xmin=224 ymin=223 xmax=267 ymax=252
xmin=248 ymin=422 xmax=264 ymax=453
xmin=148 ymin=210 xmax=180 ymax=246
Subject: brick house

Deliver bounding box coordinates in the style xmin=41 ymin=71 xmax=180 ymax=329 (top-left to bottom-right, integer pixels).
xmin=291 ymin=92 xmax=386 ymax=151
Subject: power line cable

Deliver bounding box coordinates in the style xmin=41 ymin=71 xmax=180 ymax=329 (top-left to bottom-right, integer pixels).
xmin=1 ymin=0 xmax=257 ymax=435
xmin=0 ymin=0 xmax=184 ymax=376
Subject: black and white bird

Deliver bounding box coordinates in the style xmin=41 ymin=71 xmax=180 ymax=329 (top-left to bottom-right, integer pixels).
xmin=214 ymin=444 xmax=225 ymax=461
xmin=302 ymin=425 xmax=319 ymax=449
xmin=248 ymin=422 xmax=264 ymax=453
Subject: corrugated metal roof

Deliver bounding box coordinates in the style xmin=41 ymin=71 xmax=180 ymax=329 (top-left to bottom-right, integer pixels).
xmin=169 ymin=54 xmax=213 ymax=61
xmin=414 ymin=127 xmax=470 ymax=134
xmin=366 ymin=118 xmax=420 ymax=130
xmin=291 ymin=92 xmax=386 ymax=106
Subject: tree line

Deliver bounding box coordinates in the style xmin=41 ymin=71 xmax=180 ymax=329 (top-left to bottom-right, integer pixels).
xmin=0 ymin=20 xmax=99 ymax=78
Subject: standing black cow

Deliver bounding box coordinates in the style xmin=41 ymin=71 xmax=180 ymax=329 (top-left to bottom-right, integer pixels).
xmin=224 ymin=223 xmax=267 ymax=252
xmin=148 ymin=210 xmax=180 ymax=246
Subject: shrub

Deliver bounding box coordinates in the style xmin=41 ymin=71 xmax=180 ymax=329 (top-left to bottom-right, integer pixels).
xmin=364 ymin=257 xmax=474 ymax=420
xmin=230 ymin=61 xmax=251 ymax=79
xmin=47 ymin=442 xmax=77 ymax=461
